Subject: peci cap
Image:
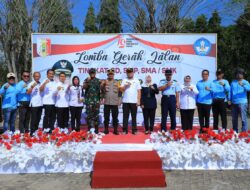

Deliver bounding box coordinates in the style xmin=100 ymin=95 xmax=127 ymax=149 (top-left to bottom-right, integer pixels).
xmin=7 ymin=72 xmax=16 ymax=79
xmin=165 ymin=69 xmax=172 ymax=75
xmin=126 ymin=68 xmax=134 ymax=73
xmin=88 ymin=68 xmax=96 ymax=74
xmin=107 ymin=68 xmax=115 ymax=75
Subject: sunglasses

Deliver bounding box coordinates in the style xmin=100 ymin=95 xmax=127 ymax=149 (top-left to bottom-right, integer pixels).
xmin=23 ymin=75 xmax=30 ymax=78
xmin=8 ymin=77 xmax=15 ymax=80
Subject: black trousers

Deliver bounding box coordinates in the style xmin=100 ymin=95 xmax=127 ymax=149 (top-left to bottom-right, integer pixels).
xmin=122 ymin=103 xmax=137 ymax=132
xmin=30 ymin=106 xmax=43 ymax=135
xmin=161 ymin=95 xmax=176 ymax=131
xmin=18 ymin=104 xmax=31 ymax=133
xmin=70 ymin=106 xmax=83 ymax=131
xmin=197 ymin=103 xmax=211 ymax=130
xmin=104 ymin=105 xmax=119 ymax=128
xmin=43 ymin=105 xmax=56 ymax=132
xmin=57 ymin=107 xmax=69 ymax=129
xmin=180 ymin=109 xmax=195 ymax=130
xmin=142 ymin=108 xmax=156 ymax=131
xmin=212 ymin=99 xmax=227 ymax=130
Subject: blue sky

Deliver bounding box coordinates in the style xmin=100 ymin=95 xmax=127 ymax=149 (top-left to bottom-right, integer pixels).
xmin=71 ymin=0 xmax=243 ymax=32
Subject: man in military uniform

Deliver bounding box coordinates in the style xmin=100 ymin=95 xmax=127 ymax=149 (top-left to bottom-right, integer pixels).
xmin=83 ymin=68 xmax=102 ymax=134
xmin=158 ymin=69 xmax=181 ymax=131
xmin=101 ymin=68 xmax=121 ymax=135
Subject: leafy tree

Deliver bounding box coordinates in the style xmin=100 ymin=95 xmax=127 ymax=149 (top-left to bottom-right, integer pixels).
xmin=208 ymin=10 xmax=222 ymax=33
xmin=181 ymin=18 xmax=195 ymax=32
xmin=97 ymin=0 xmax=122 ymax=33
xmin=84 ymin=3 xmax=98 ymax=33
xmin=195 ymin=14 xmax=208 ymax=32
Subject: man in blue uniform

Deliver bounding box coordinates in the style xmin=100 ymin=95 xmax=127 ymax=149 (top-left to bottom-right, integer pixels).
xmin=16 ymin=71 xmax=31 ymax=133
xmin=212 ymin=69 xmax=230 ymax=130
xmin=230 ymin=68 xmax=250 ymax=132
xmin=196 ymin=69 xmax=213 ymax=132
xmin=158 ymin=69 xmax=180 ymax=131
xmin=0 ymin=73 xmax=19 ymax=133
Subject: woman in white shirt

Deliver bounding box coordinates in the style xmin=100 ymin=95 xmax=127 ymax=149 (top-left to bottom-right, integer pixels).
xmin=55 ymin=72 xmax=70 ymax=129
xmin=69 ymin=76 xmax=84 ymax=132
xmin=180 ymin=75 xmax=199 ymax=130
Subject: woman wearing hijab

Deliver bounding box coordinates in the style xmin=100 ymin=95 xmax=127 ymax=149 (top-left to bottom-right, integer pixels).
xmin=69 ymin=76 xmax=84 ymax=131
xmin=141 ymin=75 xmax=159 ymax=134
xmin=180 ymin=75 xmax=199 ymax=130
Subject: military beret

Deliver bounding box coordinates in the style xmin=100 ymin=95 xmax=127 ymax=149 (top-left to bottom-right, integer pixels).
xmin=88 ymin=68 xmax=96 ymax=74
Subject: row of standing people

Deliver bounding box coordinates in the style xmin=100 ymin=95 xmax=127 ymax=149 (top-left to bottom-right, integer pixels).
xmin=147 ymin=68 xmax=250 ymax=133
xmin=0 ymin=67 xmax=249 ymax=135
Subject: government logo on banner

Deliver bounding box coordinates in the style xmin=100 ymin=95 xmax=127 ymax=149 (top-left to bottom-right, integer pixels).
xmin=37 ymin=38 xmax=51 ymax=57
xmin=194 ymin=38 xmax=212 ymax=56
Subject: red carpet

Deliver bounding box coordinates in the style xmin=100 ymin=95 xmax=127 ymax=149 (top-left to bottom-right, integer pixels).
xmin=91 ymin=151 xmax=166 ymax=188
xmin=80 ymin=124 xmax=201 ymax=144
xmin=102 ymin=132 xmax=150 ymax=144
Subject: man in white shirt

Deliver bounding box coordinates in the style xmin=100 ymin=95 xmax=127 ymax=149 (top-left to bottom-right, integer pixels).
xmin=40 ymin=69 xmax=57 ymax=133
xmin=27 ymin=72 xmax=43 ymax=136
xmin=119 ymin=68 xmax=141 ymax=135
xmin=179 ymin=75 xmax=199 ymax=130
xmin=55 ymin=72 xmax=70 ymax=129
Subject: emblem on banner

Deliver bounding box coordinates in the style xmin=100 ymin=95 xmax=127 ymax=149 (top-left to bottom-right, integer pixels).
xmin=37 ymin=38 xmax=51 ymax=57
xmin=118 ymin=37 xmax=126 ymax=48
xmin=60 ymin=61 xmax=67 ymax=68
xmin=193 ymin=38 xmax=211 ymax=56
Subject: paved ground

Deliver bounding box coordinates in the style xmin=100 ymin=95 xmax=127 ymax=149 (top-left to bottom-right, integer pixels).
xmin=0 ymin=170 xmax=250 ymax=190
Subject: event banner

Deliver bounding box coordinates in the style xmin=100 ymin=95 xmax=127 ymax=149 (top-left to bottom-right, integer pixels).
xmin=32 ymin=33 xmax=217 ymax=124
xmin=32 ymin=33 xmax=217 ymax=84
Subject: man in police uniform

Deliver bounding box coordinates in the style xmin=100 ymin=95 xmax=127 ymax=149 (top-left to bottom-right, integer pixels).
xmin=101 ymin=68 xmax=121 ymax=135
xmin=83 ymin=68 xmax=102 ymax=134
xmin=158 ymin=69 xmax=180 ymax=131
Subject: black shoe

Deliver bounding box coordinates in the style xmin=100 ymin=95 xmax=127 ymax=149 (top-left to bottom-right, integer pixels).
xmin=113 ymin=131 xmax=119 ymax=135
xmin=122 ymin=131 xmax=128 ymax=135
xmin=145 ymin=130 xmax=149 ymax=135
xmin=132 ymin=131 xmax=137 ymax=135
xmin=104 ymin=126 xmax=109 ymax=134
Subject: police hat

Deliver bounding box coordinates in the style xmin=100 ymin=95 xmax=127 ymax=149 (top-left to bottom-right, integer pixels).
xmin=88 ymin=68 xmax=96 ymax=74
xmin=165 ymin=69 xmax=172 ymax=75
xmin=52 ymin=60 xmax=74 ymax=75
xmin=107 ymin=68 xmax=115 ymax=75
xmin=216 ymin=69 xmax=224 ymax=75
xmin=126 ymin=68 xmax=134 ymax=73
